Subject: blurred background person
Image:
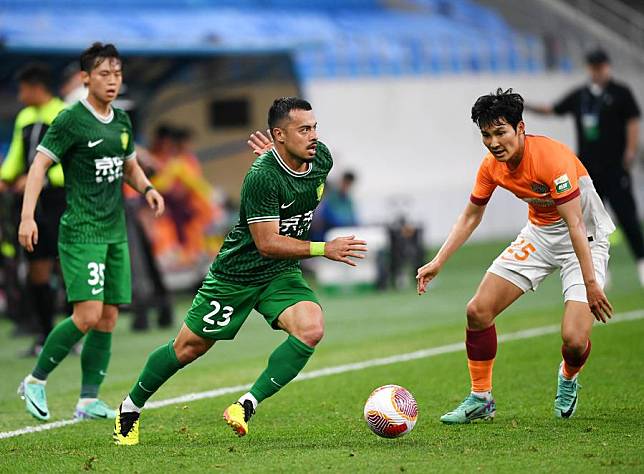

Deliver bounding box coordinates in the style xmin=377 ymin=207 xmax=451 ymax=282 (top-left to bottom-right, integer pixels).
xmin=311 ymin=171 xmax=358 ymax=242
xmin=527 ymin=49 xmax=644 ymax=286
xmin=0 ymin=63 xmax=67 ymax=356
xmin=60 ymin=61 xmax=88 ymax=105
xmin=147 ymin=125 xmax=219 ymax=272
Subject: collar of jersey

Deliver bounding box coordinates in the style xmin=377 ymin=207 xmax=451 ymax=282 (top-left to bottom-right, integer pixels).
xmin=81 ymin=98 xmax=114 ymax=124
xmin=271 ymin=147 xmax=313 ymax=177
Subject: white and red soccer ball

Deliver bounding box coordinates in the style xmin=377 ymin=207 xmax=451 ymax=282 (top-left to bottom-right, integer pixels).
xmin=363 ymin=384 xmax=418 ymax=438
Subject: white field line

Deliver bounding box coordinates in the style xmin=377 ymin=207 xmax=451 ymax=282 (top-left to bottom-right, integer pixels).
xmin=1 ymin=309 xmax=642 ymax=441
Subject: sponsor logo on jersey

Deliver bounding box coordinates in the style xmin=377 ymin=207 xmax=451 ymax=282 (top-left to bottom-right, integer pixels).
xmin=91 ymin=287 xmax=104 ymax=295
xmin=554 ymin=174 xmax=572 ymax=194
xmin=94 ymin=156 xmax=124 ymax=183
xmin=88 ymin=139 xmax=104 ymax=148
xmin=316 ymin=183 xmax=325 ymax=201
xmin=281 ymin=200 xmax=296 ymax=209
xmin=280 ymin=210 xmax=314 ymax=237
xmin=531 ymin=182 xmax=549 ymax=194
xmin=521 ymin=196 xmax=555 ymax=207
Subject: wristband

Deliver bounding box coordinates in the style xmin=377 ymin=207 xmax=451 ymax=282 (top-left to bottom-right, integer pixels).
xmin=310 ymin=242 xmax=326 ymax=257
xmin=143 ymin=185 xmax=155 ymax=196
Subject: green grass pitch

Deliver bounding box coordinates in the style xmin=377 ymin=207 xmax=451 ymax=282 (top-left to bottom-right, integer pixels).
xmin=0 ymin=239 xmax=642 ymax=473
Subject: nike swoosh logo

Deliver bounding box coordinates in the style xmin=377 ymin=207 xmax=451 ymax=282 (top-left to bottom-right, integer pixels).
xmin=465 ymin=407 xmax=482 ymax=418
xmin=88 ymin=139 xmax=104 ymax=148
xmin=560 ymin=394 xmax=577 ymax=418
xmin=281 ymin=200 xmax=295 ymax=209
xmin=270 ymin=377 xmax=283 ymax=387
xmin=25 ymin=394 xmax=48 ymax=417
xmin=99 ymin=370 xmax=107 ymax=376
xmin=202 ymin=326 xmax=220 ymax=333
xmin=91 ymin=287 xmax=104 ymax=295
xmin=49 ymin=356 xmax=59 ymax=364
xmin=138 ymin=382 xmax=153 ymax=393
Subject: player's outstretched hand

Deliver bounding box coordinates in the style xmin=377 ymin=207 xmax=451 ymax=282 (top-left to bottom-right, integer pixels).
xmin=146 ymin=189 xmax=165 ymax=217
xmin=416 ymin=260 xmax=441 ymax=295
xmin=586 ymin=281 xmax=613 ymax=323
xmin=18 ymin=217 xmax=38 ymax=252
xmin=247 ymin=130 xmax=273 ymax=156
xmin=324 ymin=235 xmax=367 ymax=267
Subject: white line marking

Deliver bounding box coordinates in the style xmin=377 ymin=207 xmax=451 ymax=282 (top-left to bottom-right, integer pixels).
xmin=2 ymin=309 xmax=642 ymax=440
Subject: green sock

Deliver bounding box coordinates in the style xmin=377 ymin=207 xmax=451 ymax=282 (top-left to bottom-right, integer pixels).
xmin=80 ymin=330 xmax=112 ymax=398
xmin=128 ymin=340 xmax=183 ymax=408
xmin=250 ymin=335 xmax=315 ymax=403
xmin=32 ymin=316 xmax=85 ymax=380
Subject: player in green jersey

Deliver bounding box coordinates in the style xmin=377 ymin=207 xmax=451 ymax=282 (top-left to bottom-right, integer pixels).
xmin=113 ymin=97 xmax=367 ymax=446
xmin=17 ymin=43 xmax=164 ymax=422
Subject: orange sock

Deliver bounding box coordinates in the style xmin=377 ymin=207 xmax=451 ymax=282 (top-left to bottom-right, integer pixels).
xmin=468 ymin=359 xmax=495 ymax=392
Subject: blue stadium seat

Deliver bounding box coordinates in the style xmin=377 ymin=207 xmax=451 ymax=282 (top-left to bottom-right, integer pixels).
xmin=0 ymin=0 xmax=557 ymax=79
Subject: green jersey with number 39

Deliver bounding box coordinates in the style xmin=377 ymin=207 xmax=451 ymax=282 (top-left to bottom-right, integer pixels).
xmin=211 ymin=141 xmax=333 ymax=284
xmin=37 ymin=99 xmax=136 ymax=244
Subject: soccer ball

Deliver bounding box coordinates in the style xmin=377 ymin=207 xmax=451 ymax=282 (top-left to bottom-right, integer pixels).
xmin=363 ymin=384 xmax=418 ymax=438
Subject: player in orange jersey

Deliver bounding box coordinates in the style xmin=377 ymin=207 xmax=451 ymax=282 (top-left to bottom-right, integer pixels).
xmin=417 ymin=88 xmax=615 ymax=423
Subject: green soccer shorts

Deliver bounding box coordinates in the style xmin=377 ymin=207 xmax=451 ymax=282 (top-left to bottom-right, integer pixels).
xmin=184 ymin=270 xmax=320 ymax=340
xmin=58 ymin=241 xmax=132 ymax=304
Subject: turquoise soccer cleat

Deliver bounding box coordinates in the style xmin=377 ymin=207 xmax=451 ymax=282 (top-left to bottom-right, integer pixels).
xmin=554 ymin=363 xmax=581 ymax=419
xmin=75 ymin=399 xmax=116 ymax=420
xmin=18 ymin=378 xmax=50 ymax=421
xmin=440 ymin=393 xmax=496 ymax=424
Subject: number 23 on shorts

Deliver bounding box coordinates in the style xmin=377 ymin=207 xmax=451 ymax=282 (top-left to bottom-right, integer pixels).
xmin=202 ymin=300 xmax=234 ymax=333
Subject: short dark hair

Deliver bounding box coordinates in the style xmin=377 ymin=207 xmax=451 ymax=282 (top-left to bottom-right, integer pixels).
xmin=16 ymin=63 xmax=53 ymax=91
xmin=80 ymin=42 xmax=121 ymax=73
xmin=585 ymin=48 xmax=610 ymax=65
xmin=471 ymin=88 xmax=524 ymax=130
xmin=342 ymin=171 xmax=356 ymax=183
xmin=268 ymin=97 xmax=312 ymax=133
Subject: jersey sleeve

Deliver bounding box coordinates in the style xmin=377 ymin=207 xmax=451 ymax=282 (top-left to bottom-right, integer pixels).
xmin=242 ymin=169 xmax=280 ymax=224
xmin=542 ymin=142 xmax=581 ymax=205
xmin=123 ymin=112 xmax=136 ymax=160
xmin=470 ymin=158 xmax=497 ymax=206
xmin=553 ymin=89 xmax=578 ymax=116
xmin=0 ymin=111 xmax=27 ymax=182
xmin=37 ymin=110 xmax=74 ymax=163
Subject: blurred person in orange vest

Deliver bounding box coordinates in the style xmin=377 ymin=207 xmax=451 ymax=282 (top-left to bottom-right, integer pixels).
xmin=149 ymin=126 xmax=216 ymax=267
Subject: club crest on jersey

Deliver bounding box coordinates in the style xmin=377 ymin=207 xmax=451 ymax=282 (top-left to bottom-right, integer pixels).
xmin=120 ymin=130 xmax=129 ymax=151
xmin=554 ymin=174 xmax=571 ymax=194
xmin=316 ymin=183 xmax=325 ymax=201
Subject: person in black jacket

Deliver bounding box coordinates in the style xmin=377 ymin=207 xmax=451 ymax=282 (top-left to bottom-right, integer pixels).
xmin=527 ymin=49 xmax=643 ymax=286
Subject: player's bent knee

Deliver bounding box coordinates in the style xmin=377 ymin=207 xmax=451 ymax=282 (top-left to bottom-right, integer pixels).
xmin=94 ymin=306 xmax=118 ymax=332
xmin=286 ymin=303 xmax=324 ymax=347
xmin=173 ymin=338 xmax=210 ymax=364
xmin=299 ymin=321 xmax=324 ymax=347
xmin=561 ymin=333 xmax=588 ymax=355
xmin=72 ymin=311 xmax=101 ymax=332
xmin=466 ymin=299 xmax=494 ymax=329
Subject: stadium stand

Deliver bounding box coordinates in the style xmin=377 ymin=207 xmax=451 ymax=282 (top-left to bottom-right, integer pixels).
xmin=0 ymin=0 xmax=554 ymax=79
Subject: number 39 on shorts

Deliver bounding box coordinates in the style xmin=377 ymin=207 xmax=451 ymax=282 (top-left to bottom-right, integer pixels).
xmin=202 ymin=300 xmax=234 ymax=328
